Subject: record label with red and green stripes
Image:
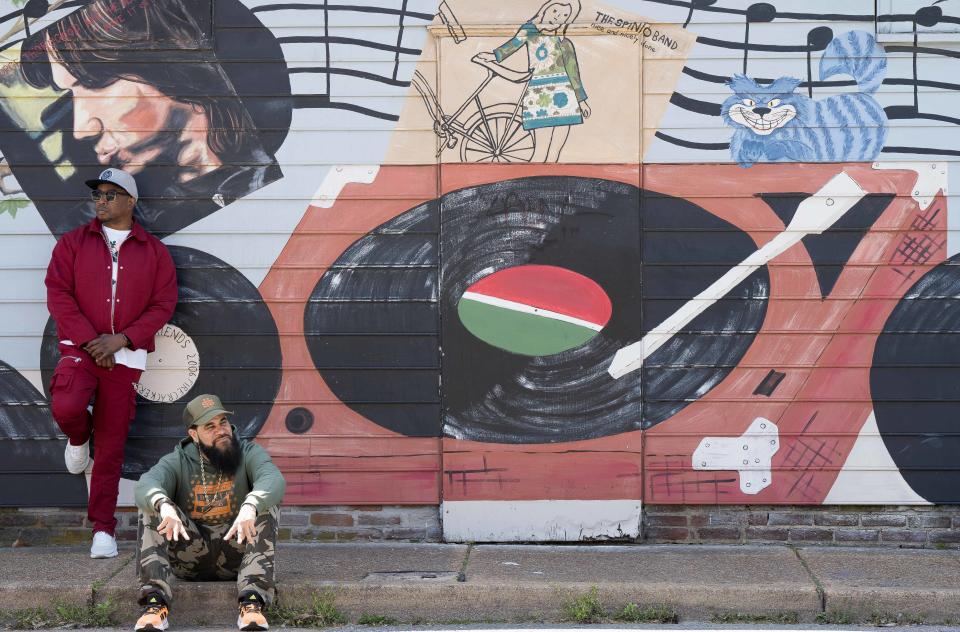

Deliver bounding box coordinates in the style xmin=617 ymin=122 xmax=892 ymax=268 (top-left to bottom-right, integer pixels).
xmin=457 ymin=264 xmax=613 ymax=356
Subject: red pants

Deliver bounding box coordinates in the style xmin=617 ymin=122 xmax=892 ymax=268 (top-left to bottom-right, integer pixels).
xmin=50 ymin=344 xmax=142 ymax=535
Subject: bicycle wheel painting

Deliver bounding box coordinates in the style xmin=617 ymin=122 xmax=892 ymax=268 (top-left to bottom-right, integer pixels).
xmin=459 ymin=103 xmax=536 ymax=163
xmin=414 ymin=33 xmax=582 ymax=164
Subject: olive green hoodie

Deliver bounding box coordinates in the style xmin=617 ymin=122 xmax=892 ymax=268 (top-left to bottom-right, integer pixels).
xmin=134 ymin=428 xmax=285 ymax=525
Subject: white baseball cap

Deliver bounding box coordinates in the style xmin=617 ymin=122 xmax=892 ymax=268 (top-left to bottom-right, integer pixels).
xmin=85 ymin=168 xmax=138 ymax=201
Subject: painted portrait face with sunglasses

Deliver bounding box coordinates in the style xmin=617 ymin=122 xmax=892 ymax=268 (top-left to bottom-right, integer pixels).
xmin=91 ymin=183 xmax=135 ymax=230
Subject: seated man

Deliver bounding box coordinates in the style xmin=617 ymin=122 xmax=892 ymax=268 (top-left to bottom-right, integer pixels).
xmin=134 ymin=394 xmax=285 ymax=631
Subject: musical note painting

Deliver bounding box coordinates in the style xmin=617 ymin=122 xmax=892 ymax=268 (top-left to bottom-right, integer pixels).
xmin=650 ymin=0 xmax=960 ymax=162
xmin=3 ymin=0 xmax=960 ymax=543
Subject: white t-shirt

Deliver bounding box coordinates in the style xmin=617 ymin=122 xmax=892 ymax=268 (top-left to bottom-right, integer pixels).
xmin=60 ymin=226 xmax=148 ymax=371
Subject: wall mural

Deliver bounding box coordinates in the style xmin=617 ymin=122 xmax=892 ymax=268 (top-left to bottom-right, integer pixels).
xmin=0 ymin=0 xmax=958 ymax=541
xmin=722 ymin=30 xmax=888 ymax=167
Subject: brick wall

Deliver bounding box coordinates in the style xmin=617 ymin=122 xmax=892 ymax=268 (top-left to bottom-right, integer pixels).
xmin=0 ymin=505 xmax=442 ymax=547
xmin=278 ymin=506 xmax=441 ymax=542
xmin=644 ymin=505 xmax=960 ymax=547
xmin=6 ymin=505 xmax=960 ymax=547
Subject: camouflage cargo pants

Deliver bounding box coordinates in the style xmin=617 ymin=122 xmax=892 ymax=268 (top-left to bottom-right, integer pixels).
xmin=137 ymin=504 xmax=278 ymax=606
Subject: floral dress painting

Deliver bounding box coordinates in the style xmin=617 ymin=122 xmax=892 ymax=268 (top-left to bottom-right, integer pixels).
xmin=494 ymin=22 xmax=587 ymax=131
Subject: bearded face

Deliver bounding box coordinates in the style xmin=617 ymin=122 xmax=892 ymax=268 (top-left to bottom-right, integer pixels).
xmin=198 ymin=432 xmax=242 ymax=473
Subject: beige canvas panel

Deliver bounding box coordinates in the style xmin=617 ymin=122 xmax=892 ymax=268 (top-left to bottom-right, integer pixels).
xmin=385 ymin=0 xmax=694 ymax=165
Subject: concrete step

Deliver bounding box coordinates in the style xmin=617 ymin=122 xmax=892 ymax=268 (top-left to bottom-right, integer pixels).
xmin=3 ymin=543 xmax=960 ymax=627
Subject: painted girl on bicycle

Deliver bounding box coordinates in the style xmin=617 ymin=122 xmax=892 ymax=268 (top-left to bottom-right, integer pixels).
xmin=477 ymin=0 xmax=591 ymax=162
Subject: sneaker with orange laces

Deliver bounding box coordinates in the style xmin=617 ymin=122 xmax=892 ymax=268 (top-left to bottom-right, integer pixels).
xmin=134 ymin=594 xmax=169 ymax=631
xmin=237 ymin=594 xmax=268 ymax=631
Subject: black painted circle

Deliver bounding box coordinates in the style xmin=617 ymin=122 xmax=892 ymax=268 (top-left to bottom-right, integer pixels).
xmin=916 ymin=5 xmax=943 ymax=28
xmin=285 ymin=407 xmax=315 ymax=434
xmin=746 ymin=3 xmax=777 ymax=23
xmin=41 ymin=246 xmax=281 ymax=478
xmin=872 ymin=255 xmax=960 ymax=503
xmin=807 ymin=26 xmax=835 ymax=49
xmin=304 ymin=176 xmax=768 ymax=443
xmin=22 ymin=0 xmax=48 ymax=19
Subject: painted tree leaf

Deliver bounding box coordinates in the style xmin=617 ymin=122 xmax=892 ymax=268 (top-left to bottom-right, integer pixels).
xmin=0 ymin=199 xmax=30 ymax=218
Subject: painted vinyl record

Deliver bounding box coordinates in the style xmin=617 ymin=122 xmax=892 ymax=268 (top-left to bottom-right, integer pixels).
xmin=306 ymin=176 xmax=768 ymax=443
xmin=42 ymin=246 xmax=281 ymax=478
xmin=0 ymin=360 xmax=88 ymax=506
xmin=304 ymin=200 xmax=441 ymax=438
xmin=872 ymin=255 xmax=960 ymax=503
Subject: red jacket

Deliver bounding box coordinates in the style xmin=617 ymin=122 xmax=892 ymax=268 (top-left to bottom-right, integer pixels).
xmin=45 ymin=218 xmax=178 ymax=352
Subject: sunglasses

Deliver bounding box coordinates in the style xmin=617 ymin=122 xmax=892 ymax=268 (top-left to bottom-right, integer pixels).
xmin=90 ymin=189 xmax=131 ymax=202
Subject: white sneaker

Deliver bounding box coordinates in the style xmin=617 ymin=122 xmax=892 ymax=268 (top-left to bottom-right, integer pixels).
xmin=64 ymin=440 xmax=89 ymax=474
xmin=90 ymin=531 xmax=118 ymax=558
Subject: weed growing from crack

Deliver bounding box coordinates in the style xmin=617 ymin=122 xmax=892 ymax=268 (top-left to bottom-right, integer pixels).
xmin=1 ymin=598 xmax=117 ymax=629
xmin=816 ymin=609 xmax=856 ymax=625
xmin=7 ymin=606 xmax=50 ymax=629
xmin=710 ymin=611 xmax=798 ymax=624
xmin=562 ymin=586 xmax=604 ymax=623
xmin=266 ymin=591 xmax=346 ymax=627
xmin=868 ymin=611 xmax=926 ymax=626
xmin=55 ymin=598 xmax=118 ymax=627
xmin=615 ymin=602 xmax=679 ymax=623
xmin=358 ymin=613 xmax=399 ymax=625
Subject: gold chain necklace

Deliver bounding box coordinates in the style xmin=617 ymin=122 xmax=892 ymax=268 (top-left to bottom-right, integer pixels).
xmin=197 ymin=449 xmax=225 ymax=514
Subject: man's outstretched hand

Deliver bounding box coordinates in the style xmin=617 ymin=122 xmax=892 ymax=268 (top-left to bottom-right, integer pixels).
xmin=225 ymin=504 xmax=257 ymax=545
xmin=157 ymin=502 xmax=190 ymax=542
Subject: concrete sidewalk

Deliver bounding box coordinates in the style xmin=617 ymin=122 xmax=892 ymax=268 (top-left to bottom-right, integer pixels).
xmin=3 ymin=543 xmax=960 ymax=626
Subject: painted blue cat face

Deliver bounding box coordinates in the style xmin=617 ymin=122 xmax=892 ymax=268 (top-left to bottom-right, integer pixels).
xmin=722 ymin=74 xmax=803 ymax=136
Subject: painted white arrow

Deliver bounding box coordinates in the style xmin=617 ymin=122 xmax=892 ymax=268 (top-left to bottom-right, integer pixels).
xmin=608 ymin=171 xmax=867 ymax=379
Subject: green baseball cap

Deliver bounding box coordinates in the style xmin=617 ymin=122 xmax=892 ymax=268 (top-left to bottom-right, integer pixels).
xmin=182 ymin=393 xmax=233 ymax=428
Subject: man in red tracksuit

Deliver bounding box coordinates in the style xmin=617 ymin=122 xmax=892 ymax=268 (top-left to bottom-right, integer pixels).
xmin=46 ymin=168 xmax=178 ymax=558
